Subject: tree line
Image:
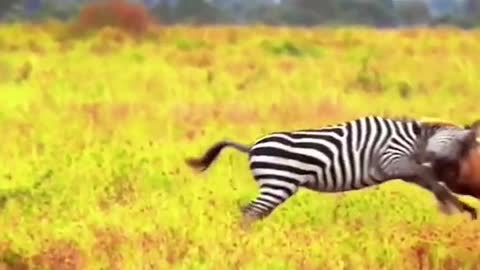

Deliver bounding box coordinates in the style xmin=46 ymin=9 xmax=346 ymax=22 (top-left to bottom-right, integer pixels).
xmin=1 ymin=0 xmax=479 ymax=29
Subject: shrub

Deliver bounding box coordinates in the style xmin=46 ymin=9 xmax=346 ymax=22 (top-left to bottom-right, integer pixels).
xmin=73 ymin=0 xmax=156 ymax=37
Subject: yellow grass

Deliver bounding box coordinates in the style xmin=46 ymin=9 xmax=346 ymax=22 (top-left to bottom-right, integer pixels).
xmin=1 ymin=23 xmax=480 ymax=270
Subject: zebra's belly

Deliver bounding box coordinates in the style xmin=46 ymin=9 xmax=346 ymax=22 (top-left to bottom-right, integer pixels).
xmin=303 ymin=163 xmax=382 ymax=193
xmin=249 ymin=150 xmax=385 ymax=193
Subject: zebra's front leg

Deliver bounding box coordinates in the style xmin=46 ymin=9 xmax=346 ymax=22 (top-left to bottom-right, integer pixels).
xmin=379 ymin=155 xmax=477 ymax=220
xmin=409 ymin=178 xmax=477 ymax=219
xmin=402 ymin=166 xmax=477 ymax=220
xmin=240 ymin=181 xmax=300 ymax=228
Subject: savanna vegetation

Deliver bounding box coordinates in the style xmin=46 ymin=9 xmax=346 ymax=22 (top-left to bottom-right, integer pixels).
xmin=1 ymin=13 xmax=480 ymax=270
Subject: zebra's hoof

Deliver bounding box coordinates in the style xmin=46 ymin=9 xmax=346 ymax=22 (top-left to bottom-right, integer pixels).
xmin=467 ymin=208 xmax=477 ymax=220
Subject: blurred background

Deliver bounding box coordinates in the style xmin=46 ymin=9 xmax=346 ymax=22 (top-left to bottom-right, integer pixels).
xmin=1 ymin=0 xmax=479 ymax=29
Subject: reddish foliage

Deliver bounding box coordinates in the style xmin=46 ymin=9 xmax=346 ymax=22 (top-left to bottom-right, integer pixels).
xmin=442 ymin=257 xmax=465 ymax=270
xmin=176 ymin=101 xmax=349 ymax=141
xmin=73 ymin=0 xmax=155 ymax=36
xmin=166 ymin=51 xmax=215 ymax=68
xmin=269 ymin=101 xmax=350 ymax=129
xmin=277 ymin=60 xmax=296 ymax=73
xmin=31 ymin=240 xmax=86 ymax=270
xmin=401 ymin=222 xmax=480 ymax=270
xmin=413 ymin=243 xmax=430 ymax=270
xmin=175 ymin=103 xmax=260 ymax=141
xmin=139 ymin=231 xmax=190 ymax=266
xmin=0 ymin=243 xmax=29 ymax=270
xmin=71 ymin=103 xmax=138 ymax=130
xmin=93 ymin=228 xmax=128 ymax=270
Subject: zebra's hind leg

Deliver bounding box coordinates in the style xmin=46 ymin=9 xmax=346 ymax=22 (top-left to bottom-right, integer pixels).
xmin=239 ymin=181 xmax=300 ymax=229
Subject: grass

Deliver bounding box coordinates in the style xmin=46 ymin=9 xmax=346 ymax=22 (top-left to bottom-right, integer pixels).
xmin=0 ymin=23 xmax=480 ymax=269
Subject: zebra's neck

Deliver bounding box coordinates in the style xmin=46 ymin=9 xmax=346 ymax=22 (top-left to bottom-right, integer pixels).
xmin=420 ymin=122 xmax=458 ymax=140
xmin=413 ymin=122 xmax=460 ymax=161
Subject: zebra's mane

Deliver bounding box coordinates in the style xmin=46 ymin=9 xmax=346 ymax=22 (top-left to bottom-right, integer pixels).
xmin=385 ymin=115 xmax=417 ymax=122
xmin=286 ymin=115 xmax=462 ymax=136
xmin=385 ymin=115 xmax=461 ymax=130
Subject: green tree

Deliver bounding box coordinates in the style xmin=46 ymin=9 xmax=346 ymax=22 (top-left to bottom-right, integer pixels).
xmin=287 ymin=0 xmax=397 ymax=27
xmin=0 ymin=0 xmax=17 ymax=16
xmin=291 ymin=0 xmax=340 ymax=23
xmin=394 ymin=0 xmax=430 ymax=25
xmin=0 ymin=0 xmax=22 ymax=21
xmin=151 ymin=1 xmax=176 ymax=24
xmin=256 ymin=3 xmax=320 ymax=26
xmin=172 ymin=0 xmax=232 ymax=24
xmin=340 ymin=0 xmax=398 ymax=27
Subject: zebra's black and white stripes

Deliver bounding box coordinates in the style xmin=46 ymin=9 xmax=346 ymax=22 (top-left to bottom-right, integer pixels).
xmin=186 ymin=116 xmax=479 ymax=223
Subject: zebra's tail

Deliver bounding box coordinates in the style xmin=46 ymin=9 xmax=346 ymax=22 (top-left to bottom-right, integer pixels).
xmin=185 ymin=140 xmax=250 ymax=172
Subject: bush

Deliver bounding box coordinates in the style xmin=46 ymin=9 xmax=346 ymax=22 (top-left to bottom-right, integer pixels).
xmin=73 ymin=0 xmax=156 ymax=36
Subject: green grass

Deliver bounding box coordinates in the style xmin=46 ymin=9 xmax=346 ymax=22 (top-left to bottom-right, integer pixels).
xmin=0 ymin=24 xmax=480 ymax=270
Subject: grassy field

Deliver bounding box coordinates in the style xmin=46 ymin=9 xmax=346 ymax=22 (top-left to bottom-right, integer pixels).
xmin=1 ymin=23 xmax=480 ymax=270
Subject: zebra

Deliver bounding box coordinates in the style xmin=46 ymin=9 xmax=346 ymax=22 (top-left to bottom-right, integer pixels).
xmin=185 ymin=115 xmax=479 ymax=225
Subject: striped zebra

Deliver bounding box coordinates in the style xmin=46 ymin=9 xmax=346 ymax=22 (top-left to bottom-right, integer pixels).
xmin=186 ymin=116 xmax=479 ymax=224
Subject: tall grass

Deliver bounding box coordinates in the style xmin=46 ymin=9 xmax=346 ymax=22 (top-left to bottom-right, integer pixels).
xmin=0 ymin=24 xmax=480 ymax=269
